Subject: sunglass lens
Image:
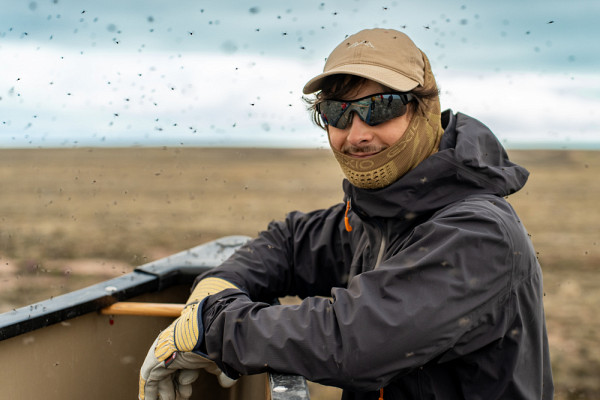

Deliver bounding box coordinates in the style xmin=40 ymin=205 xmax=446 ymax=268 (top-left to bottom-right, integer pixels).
xmin=369 ymin=95 xmax=407 ymax=125
xmin=320 ymin=100 xmax=346 ymax=128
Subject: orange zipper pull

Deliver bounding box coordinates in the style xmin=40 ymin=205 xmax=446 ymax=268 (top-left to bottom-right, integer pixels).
xmin=379 ymin=387 xmax=384 ymax=400
xmin=344 ymin=200 xmax=353 ymax=232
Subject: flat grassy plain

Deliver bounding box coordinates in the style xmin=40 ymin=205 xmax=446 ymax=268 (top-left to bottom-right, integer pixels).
xmin=0 ymin=147 xmax=598 ymax=399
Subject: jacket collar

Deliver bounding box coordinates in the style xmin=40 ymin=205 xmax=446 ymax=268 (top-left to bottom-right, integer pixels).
xmin=343 ymin=110 xmax=529 ymax=220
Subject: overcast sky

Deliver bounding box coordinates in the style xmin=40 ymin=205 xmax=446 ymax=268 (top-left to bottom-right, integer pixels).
xmin=1 ymin=0 xmax=599 ymax=149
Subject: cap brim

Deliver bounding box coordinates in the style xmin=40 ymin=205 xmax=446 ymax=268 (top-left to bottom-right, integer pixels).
xmin=302 ymin=64 xmax=421 ymax=94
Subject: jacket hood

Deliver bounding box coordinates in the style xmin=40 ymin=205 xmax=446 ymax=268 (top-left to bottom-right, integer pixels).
xmin=344 ymin=110 xmax=529 ymax=219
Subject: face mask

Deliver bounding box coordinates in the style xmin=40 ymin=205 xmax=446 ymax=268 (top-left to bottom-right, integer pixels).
xmin=330 ymin=52 xmax=444 ymax=190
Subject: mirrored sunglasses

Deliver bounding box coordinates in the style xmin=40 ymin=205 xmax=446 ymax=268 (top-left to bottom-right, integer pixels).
xmin=318 ymin=92 xmax=415 ymax=129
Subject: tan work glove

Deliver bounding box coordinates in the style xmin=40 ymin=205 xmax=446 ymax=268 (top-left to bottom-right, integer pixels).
xmin=139 ymin=277 xmax=239 ymax=400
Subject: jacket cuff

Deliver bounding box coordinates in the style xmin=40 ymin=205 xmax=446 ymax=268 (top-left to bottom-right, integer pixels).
xmin=201 ymin=288 xmax=250 ymax=330
xmin=200 ymin=289 xmax=251 ymax=377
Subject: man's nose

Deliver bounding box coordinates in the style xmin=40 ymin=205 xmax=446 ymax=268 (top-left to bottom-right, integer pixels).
xmin=345 ymin=112 xmax=373 ymax=145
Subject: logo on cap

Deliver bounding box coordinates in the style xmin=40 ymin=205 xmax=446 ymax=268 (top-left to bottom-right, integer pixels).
xmin=348 ymin=40 xmax=375 ymax=49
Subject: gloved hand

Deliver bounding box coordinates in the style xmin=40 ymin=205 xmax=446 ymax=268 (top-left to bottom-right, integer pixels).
xmin=139 ymin=277 xmax=239 ymax=400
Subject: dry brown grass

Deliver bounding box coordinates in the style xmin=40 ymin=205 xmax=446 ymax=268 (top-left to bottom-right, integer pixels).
xmin=0 ymin=147 xmax=598 ymax=399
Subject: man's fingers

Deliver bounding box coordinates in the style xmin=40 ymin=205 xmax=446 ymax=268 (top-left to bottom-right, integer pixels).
xmin=139 ymin=376 xmax=158 ymax=400
xmin=217 ymin=373 xmax=238 ymax=388
xmin=176 ymin=382 xmax=193 ymax=400
xmin=178 ymin=369 xmax=201 ymax=385
xmin=175 ymin=369 xmax=200 ymax=399
xmin=157 ymin=376 xmax=176 ymax=400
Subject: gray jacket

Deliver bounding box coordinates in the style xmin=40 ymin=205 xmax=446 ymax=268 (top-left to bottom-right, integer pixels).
xmin=198 ymin=110 xmax=554 ymax=399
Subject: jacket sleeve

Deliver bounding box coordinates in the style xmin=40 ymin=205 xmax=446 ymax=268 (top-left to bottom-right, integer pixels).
xmin=202 ymin=197 xmax=537 ymax=391
xmin=195 ymin=202 xmax=353 ymax=302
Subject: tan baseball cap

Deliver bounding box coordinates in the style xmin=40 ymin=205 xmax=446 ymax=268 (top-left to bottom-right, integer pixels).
xmin=303 ymin=28 xmax=425 ymax=94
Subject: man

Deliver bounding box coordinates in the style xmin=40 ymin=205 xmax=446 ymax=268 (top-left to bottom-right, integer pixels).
xmin=139 ymin=28 xmax=554 ymax=399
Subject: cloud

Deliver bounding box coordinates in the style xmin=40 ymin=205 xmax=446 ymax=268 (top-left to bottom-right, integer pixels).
xmin=2 ymin=40 xmax=598 ymax=148
xmin=0 ymin=43 xmax=322 ymax=147
xmin=2 ymin=0 xmax=599 ymax=148
xmin=437 ymin=70 xmax=600 ymax=145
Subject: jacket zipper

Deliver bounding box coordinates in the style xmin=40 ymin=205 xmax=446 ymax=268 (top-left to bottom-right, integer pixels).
xmin=373 ymin=219 xmax=386 ymax=270
xmin=375 ymin=223 xmax=386 ymax=399
xmin=345 ymin=198 xmax=387 ymax=270
xmin=347 ymin=199 xmax=386 ymax=398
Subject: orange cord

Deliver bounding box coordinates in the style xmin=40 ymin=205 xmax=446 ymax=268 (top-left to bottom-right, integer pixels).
xmin=344 ymin=200 xmax=353 ymax=232
xmin=379 ymin=387 xmax=384 ymax=400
